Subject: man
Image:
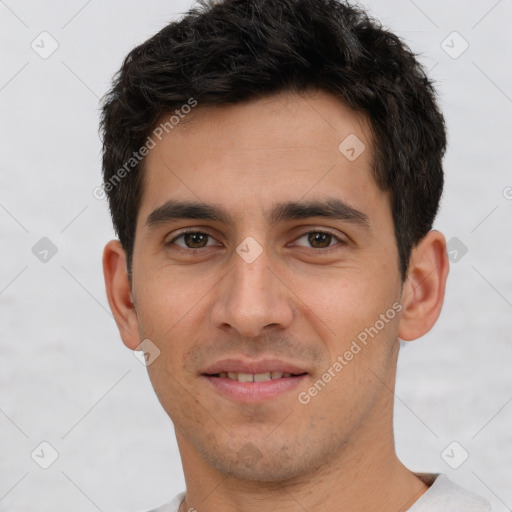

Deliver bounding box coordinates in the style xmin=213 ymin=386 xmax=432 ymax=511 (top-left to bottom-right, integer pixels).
xmin=100 ymin=0 xmax=492 ymax=510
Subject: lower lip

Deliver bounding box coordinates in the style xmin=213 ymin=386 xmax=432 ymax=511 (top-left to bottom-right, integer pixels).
xmin=203 ymin=374 xmax=308 ymax=403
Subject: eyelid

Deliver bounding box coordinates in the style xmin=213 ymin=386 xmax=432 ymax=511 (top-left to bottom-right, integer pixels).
xmin=166 ymin=228 xmax=221 ymax=247
xmin=291 ymin=228 xmax=348 ymax=249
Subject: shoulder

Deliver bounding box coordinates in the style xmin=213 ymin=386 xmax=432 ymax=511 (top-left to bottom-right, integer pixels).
xmin=140 ymin=491 xmax=185 ymax=512
xmin=409 ymin=473 xmax=492 ymax=512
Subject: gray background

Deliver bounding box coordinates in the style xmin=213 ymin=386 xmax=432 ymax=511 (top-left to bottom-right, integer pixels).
xmin=1 ymin=0 xmax=511 ymax=510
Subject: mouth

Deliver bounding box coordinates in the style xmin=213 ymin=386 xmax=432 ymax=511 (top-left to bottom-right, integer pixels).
xmin=201 ymin=359 xmax=309 ymax=402
xmin=206 ymin=371 xmax=307 ymax=382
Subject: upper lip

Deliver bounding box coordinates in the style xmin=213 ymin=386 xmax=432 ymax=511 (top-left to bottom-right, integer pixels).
xmin=202 ymin=358 xmax=308 ymax=375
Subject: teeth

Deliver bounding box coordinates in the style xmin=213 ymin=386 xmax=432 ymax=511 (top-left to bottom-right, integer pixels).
xmin=254 ymin=372 xmax=271 ymax=382
xmin=218 ymin=371 xmax=295 ymax=382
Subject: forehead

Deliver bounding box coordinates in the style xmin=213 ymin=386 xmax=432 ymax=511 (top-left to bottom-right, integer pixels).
xmin=137 ymin=89 xmax=387 ymax=230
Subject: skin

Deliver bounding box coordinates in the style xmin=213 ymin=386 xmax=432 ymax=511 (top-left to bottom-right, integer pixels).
xmin=103 ymin=89 xmax=449 ymax=512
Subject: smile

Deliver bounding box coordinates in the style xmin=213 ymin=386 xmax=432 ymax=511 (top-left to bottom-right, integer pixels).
xmin=203 ymin=372 xmax=308 ymax=403
xmin=213 ymin=371 xmax=298 ymax=382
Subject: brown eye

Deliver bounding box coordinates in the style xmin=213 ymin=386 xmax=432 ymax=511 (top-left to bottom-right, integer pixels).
xmin=169 ymin=232 xmax=216 ymax=249
xmin=294 ymin=231 xmax=344 ymax=250
xmin=308 ymin=232 xmax=332 ymax=248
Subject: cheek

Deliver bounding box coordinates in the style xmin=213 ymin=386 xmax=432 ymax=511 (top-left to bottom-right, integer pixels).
xmin=134 ymin=267 xmax=206 ymax=337
xmin=296 ymin=268 xmax=400 ymax=357
xmin=138 ymin=274 xmax=204 ymax=411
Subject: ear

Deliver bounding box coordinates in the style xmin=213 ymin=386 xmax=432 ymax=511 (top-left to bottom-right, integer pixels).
xmin=102 ymin=240 xmax=140 ymax=350
xmin=398 ymin=230 xmax=450 ymax=341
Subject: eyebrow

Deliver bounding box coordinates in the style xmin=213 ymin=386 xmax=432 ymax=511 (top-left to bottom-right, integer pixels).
xmin=146 ymin=198 xmax=370 ymax=230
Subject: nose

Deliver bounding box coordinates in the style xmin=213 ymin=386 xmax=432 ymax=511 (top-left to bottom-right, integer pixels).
xmin=211 ymin=245 xmax=294 ymax=338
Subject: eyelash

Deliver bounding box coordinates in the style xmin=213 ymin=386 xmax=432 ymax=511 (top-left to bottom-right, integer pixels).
xmin=166 ymin=229 xmax=347 ymax=253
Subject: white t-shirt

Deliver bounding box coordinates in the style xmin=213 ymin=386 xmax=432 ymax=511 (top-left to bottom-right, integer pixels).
xmin=144 ymin=473 xmax=491 ymax=512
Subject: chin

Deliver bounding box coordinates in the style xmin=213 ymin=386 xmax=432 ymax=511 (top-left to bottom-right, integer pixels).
xmin=196 ymin=436 xmax=327 ymax=483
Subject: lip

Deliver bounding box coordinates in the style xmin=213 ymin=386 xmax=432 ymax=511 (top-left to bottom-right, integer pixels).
xmin=201 ymin=358 xmax=309 ymax=403
xmin=201 ymin=358 xmax=308 ymax=376
xmin=203 ymin=373 xmax=309 ymax=403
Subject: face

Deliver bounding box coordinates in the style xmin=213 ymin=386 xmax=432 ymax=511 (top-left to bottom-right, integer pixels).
xmin=128 ymin=90 xmax=406 ymax=481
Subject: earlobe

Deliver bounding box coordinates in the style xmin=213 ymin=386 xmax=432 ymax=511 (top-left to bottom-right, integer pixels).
xmin=102 ymin=240 xmax=140 ymax=350
xmin=397 ymin=230 xmax=450 ymax=342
